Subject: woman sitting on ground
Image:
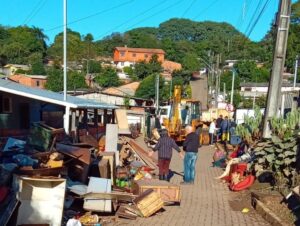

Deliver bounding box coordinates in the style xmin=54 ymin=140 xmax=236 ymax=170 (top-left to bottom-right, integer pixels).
xmin=215 ymin=139 xmax=255 ymax=179
xmin=212 ymin=142 xmax=226 ymax=168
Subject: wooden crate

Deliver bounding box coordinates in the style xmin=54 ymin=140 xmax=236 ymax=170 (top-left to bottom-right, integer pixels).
xmin=132 ymin=179 xmax=181 ymax=203
xmin=133 ymin=189 xmax=164 ymax=217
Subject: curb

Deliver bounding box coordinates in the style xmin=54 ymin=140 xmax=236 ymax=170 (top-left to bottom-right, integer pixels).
xmin=251 ymin=195 xmax=289 ymax=226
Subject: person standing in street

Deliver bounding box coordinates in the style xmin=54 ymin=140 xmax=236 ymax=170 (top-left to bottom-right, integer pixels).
xmin=216 ymin=115 xmax=223 ymax=141
xmin=182 ymin=125 xmax=199 ymax=184
xmin=220 ymin=116 xmax=230 ymax=143
xmin=209 ymin=119 xmax=216 ymax=145
xmin=148 ymin=129 xmax=184 ymax=181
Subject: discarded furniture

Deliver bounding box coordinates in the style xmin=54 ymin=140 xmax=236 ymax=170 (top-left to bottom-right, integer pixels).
xmin=133 ymin=189 xmax=164 ymax=217
xmin=57 ymin=143 xmax=93 ymax=183
xmin=15 ymin=176 xmax=66 ymax=226
xmin=98 ymin=152 xmax=116 ymax=185
xmin=132 ymin=179 xmax=181 ymax=203
xmin=83 ymin=177 xmax=112 ymax=212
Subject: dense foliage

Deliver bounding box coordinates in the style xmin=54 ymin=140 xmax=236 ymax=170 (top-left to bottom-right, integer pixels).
xmin=94 ymin=67 xmax=121 ymax=88
xmin=45 ymin=68 xmax=87 ymax=92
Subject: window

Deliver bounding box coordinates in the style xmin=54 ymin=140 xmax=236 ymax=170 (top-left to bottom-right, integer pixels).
xmin=244 ymin=87 xmax=252 ymax=92
xmin=120 ymin=51 xmax=125 ymax=57
xmin=121 ymin=62 xmax=124 ymax=66
xmin=36 ymin=80 xmax=40 ymax=87
xmin=144 ymin=54 xmax=148 ymax=58
xmin=132 ymin=53 xmax=136 ymax=57
xmin=2 ymin=96 xmax=12 ymax=113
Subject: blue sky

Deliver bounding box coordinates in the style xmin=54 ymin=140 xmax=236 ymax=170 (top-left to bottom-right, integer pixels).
xmin=0 ymin=0 xmax=292 ymax=44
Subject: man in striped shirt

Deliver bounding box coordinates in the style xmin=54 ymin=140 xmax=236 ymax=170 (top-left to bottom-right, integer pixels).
xmin=149 ymin=129 xmax=184 ymax=181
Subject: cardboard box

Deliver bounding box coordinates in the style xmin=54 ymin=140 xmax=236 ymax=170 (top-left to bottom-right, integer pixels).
xmin=16 ymin=176 xmax=66 ymax=226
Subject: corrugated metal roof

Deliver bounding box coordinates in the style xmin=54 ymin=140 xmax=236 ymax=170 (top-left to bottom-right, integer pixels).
xmin=0 ymin=79 xmax=117 ymax=109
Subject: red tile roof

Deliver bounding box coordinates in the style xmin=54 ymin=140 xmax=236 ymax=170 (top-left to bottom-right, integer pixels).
xmin=115 ymin=47 xmax=165 ymax=54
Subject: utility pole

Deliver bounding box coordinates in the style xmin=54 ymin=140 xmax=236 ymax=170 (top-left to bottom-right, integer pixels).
xmin=223 ymin=82 xmax=226 ymax=101
xmin=63 ymin=0 xmax=67 ymax=101
xmin=293 ymin=55 xmax=298 ymax=89
xmin=155 ymin=74 xmax=160 ymax=114
xmin=230 ymin=70 xmax=236 ymax=105
xmin=215 ymin=54 xmax=220 ymax=108
xmin=262 ymin=0 xmax=291 ymax=138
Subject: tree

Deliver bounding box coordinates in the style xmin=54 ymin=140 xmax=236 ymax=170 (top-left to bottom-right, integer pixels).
xmin=83 ymin=60 xmax=101 ymax=74
xmin=45 ymin=68 xmax=63 ymax=92
xmin=29 ymin=52 xmax=46 ymax=75
xmin=172 ymin=70 xmax=192 ymax=86
xmin=135 ymin=74 xmax=168 ymax=101
xmin=68 ymin=71 xmax=88 ymax=90
xmin=134 ymin=55 xmax=162 ymax=79
xmin=123 ymin=66 xmax=138 ymax=81
xmin=45 ymin=68 xmax=87 ymax=91
xmin=48 ymin=29 xmax=84 ymax=62
xmin=0 ymin=26 xmax=47 ymax=64
xmin=182 ymin=53 xmax=200 ymax=71
xmin=220 ymin=70 xmax=241 ymax=92
xmin=94 ymin=67 xmax=121 ymax=88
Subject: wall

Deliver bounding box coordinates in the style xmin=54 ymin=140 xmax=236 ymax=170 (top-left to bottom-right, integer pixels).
xmin=0 ymin=92 xmax=41 ymax=129
xmin=114 ymin=49 xmax=164 ymax=63
xmin=9 ymin=74 xmax=47 ymax=89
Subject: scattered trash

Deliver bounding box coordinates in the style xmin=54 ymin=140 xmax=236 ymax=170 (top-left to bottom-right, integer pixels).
xmin=0 ymin=121 xmax=179 ymax=225
xmin=242 ymin=208 xmax=250 ymax=213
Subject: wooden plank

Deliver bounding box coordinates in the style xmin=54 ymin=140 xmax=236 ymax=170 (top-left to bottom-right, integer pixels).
xmin=133 ymin=189 xmax=164 ymax=217
xmin=116 ymin=205 xmax=138 ymax=220
xmin=128 ymin=139 xmax=158 ymax=170
xmin=133 ymin=179 xmax=181 ymax=203
xmin=83 ymin=192 xmax=137 ymax=202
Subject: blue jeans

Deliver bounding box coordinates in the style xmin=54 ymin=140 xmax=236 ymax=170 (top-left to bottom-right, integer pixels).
xmin=184 ymin=152 xmax=198 ymax=183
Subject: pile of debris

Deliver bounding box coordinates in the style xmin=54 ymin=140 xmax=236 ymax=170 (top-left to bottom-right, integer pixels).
xmin=0 ymin=122 xmax=181 ymax=226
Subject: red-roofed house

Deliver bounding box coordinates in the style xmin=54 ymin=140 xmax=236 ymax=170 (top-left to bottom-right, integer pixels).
xmin=113 ymin=46 xmax=165 ymax=69
xmin=9 ymin=74 xmax=47 ymax=89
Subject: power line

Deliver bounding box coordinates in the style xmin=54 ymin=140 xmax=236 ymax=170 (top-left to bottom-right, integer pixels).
xmin=243 ymin=0 xmax=265 ymax=37
xmin=124 ymin=0 xmax=182 ymax=31
xmin=45 ymin=0 xmax=135 ymax=32
xmin=192 ymin=0 xmax=221 ymax=20
xmin=182 ymin=0 xmax=197 ymax=18
xmin=246 ymin=0 xmax=271 ymax=38
xmin=236 ymin=0 xmax=254 ymax=30
xmin=96 ymin=0 xmax=168 ymax=39
xmin=23 ymin=0 xmax=47 ymax=25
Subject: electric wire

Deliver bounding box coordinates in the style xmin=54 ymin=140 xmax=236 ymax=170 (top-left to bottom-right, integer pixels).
xmin=23 ymin=0 xmax=47 ymax=25
xmin=236 ymin=0 xmax=254 ymax=30
xmin=243 ymin=0 xmax=265 ymax=37
xmin=96 ymin=0 xmax=169 ymax=39
xmin=246 ymin=0 xmax=271 ymax=38
xmin=45 ymin=0 xmax=135 ymax=32
xmin=182 ymin=0 xmax=197 ymax=18
xmin=192 ymin=0 xmax=221 ymax=20
xmin=124 ymin=0 xmax=183 ymax=31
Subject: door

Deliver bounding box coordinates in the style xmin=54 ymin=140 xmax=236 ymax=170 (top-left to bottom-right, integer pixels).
xmin=19 ymin=103 xmax=30 ymax=129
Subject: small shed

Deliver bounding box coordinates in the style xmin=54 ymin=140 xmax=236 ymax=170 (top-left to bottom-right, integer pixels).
xmin=0 ymin=79 xmax=117 ymax=137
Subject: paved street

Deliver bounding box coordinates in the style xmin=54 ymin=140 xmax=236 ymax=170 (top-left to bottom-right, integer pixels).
xmin=116 ymin=144 xmax=269 ymax=226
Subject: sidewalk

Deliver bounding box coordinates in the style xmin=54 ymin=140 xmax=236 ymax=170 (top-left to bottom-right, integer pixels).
xmin=117 ymin=144 xmax=269 ymax=226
